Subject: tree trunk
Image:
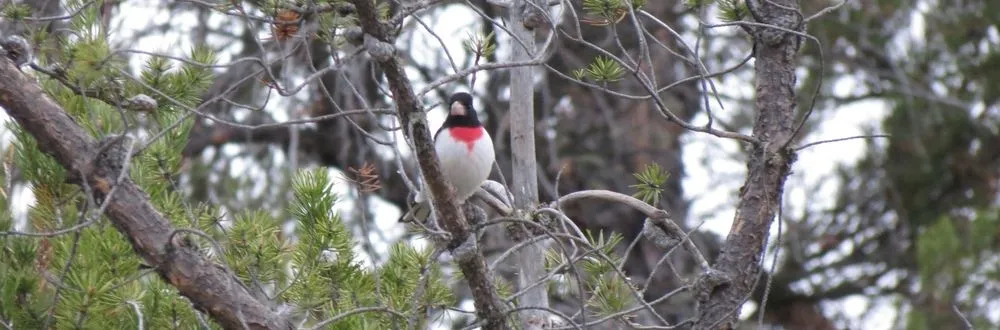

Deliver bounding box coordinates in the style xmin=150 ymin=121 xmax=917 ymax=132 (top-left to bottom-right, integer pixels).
xmin=692 ymin=0 xmax=802 ymax=328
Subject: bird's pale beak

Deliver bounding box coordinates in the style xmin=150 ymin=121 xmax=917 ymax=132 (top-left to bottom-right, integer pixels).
xmin=450 ymin=102 xmax=466 ymax=116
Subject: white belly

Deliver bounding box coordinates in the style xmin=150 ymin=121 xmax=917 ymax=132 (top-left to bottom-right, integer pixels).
xmin=435 ymin=129 xmax=495 ymax=202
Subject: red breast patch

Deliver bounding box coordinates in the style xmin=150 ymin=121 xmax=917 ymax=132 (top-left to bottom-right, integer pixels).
xmin=449 ymin=127 xmax=483 ymax=152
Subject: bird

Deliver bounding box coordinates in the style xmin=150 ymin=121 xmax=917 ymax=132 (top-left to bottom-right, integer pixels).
xmin=402 ymin=92 xmax=495 ymax=223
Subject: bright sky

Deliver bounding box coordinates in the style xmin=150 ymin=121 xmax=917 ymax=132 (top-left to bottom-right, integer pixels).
xmin=0 ymin=1 xmax=928 ymax=328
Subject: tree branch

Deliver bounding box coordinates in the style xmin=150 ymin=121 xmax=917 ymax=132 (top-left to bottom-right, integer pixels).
xmin=344 ymin=0 xmax=509 ymax=328
xmin=0 ymin=58 xmax=291 ymax=329
xmin=557 ymin=190 xmax=709 ymax=271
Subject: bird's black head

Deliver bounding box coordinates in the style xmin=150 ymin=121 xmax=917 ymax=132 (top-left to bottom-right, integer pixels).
xmin=442 ymin=92 xmax=482 ymax=128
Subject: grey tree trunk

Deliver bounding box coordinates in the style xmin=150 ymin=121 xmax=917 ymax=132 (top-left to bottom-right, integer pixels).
xmin=507 ymin=0 xmax=549 ymax=328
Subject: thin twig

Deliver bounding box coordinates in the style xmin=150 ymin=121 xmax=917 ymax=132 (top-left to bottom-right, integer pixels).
xmin=41 ymin=136 xmax=136 ymax=328
xmin=405 ymin=249 xmax=445 ymax=330
xmin=795 ymin=134 xmax=891 ymax=151
xmin=953 ymin=304 xmax=974 ymax=329
xmin=699 ymin=19 xmax=827 ymax=148
xmin=127 ymin=300 xmax=145 ymax=330
xmin=558 ymin=190 xmax=709 ymax=270
xmin=756 ymin=198 xmax=785 ymax=327
xmin=23 ymin=0 xmax=95 ymax=22
xmin=42 ymin=212 xmax=85 ymax=329
xmin=0 ymin=215 xmax=101 ymax=237
xmin=307 ymin=307 xmax=408 ymax=330
xmin=805 ymin=0 xmax=848 ymax=22
xmin=554 ymin=23 xmax=755 ymax=143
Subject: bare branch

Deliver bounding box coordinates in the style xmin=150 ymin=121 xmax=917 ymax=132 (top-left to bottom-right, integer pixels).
xmin=554 ymin=16 xmax=756 ymax=143
xmin=306 ymin=307 xmax=407 ymax=330
xmin=805 ymin=0 xmax=848 ymax=22
xmin=126 ymin=300 xmax=145 ymax=330
xmin=557 ymin=190 xmax=709 ymax=271
xmin=795 ymin=134 xmax=891 ymax=151
xmin=953 ymin=304 xmax=974 ymax=330
xmin=22 ymin=0 xmax=95 ymax=22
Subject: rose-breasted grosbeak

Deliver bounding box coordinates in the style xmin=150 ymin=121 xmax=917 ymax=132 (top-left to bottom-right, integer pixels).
xmin=403 ymin=92 xmax=496 ymax=222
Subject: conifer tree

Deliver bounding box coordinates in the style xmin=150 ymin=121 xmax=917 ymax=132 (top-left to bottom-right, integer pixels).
xmin=1 ymin=0 xmax=996 ymax=329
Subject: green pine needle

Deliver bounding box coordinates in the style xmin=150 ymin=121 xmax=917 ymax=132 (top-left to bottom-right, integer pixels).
xmin=585 ymin=56 xmax=626 ymax=82
xmin=587 ymin=274 xmax=637 ymax=317
xmin=463 ymin=31 xmax=497 ymax=58
xmin=580 ymin=230 xmax=625 ymax=276
xmin=377 ymin=243 xmax=452 ymax=324
xmin=582 ymin=0 xmax=648 ymax=18
xmin=582 ymin=0 xmax=622 ymax=19
xmin=1 ymin=3 xmax=32 ymax=19
xmin=544 ymin=248 xmax=568 ymax=272
xmin=630 ymin=163 xmax=670 ymax=205
xmin=289 ymin=168 xmax=339 ymax=228
xmin=717 ymin=0 xmax=748 ymax=22
xmin=684 ymin=0 xmax=713 ymax=9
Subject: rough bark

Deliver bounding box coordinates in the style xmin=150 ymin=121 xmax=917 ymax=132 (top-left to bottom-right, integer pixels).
xmin=345 ymin=0 xmax=509 ymax=328
xmin=0 ymin=59 xmax=292 ymax=330
xmin=692 ymin=0 xmax=802 ymax=328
